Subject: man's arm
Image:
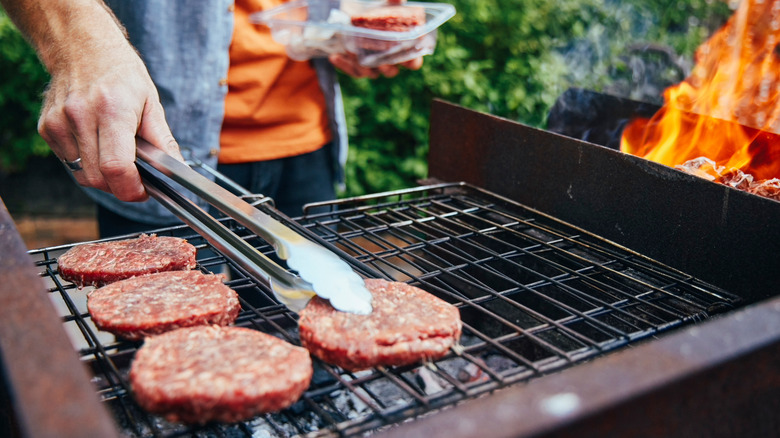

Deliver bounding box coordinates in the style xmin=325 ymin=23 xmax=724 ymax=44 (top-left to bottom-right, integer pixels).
xmin=0 ymin=0 xmax=181 ymax=202
xmin=328 ymin=53 xmax=422 ymax=79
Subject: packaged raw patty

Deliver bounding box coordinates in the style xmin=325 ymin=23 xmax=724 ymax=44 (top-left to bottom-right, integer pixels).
xmin=350 ymin=5 xmax=427 ymax=52
xmin=351 ymin=5 xmax=427 ymax=32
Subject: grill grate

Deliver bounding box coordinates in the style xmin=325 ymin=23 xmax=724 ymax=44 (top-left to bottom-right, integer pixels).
xmin=29 ymin=182 xmax=741 ymax=437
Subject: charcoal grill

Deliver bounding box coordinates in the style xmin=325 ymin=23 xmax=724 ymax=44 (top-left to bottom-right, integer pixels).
xmin=1 ymin=100 xmax=779 ymax=438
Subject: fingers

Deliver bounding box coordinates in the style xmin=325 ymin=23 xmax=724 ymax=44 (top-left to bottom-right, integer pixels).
xmin=329 ymin=53 xmax=421 ymax=79
xmin=137 ymin=100 xmax=184 ymax=163
xmin=38 ymin=97 xmax=79 ymax=167
xmin=35 ymin=40 xmax=180 ymax=202
xmin=38 ymin=86 xmax=100 ymax=189
xmin=401 ymin=57 xmax=424 ymax=71
xmin=40 ymin=77 xmax=151 ymax=202
xmin=97 ymin=113 xmax=147 ymax=202
xmin=63 ymin=89 xmax=111 ymax=193
xmin=377 ymin=64 xmax=401 ymax=78
xmin=329 ymin=53 xmax=379 ymax=79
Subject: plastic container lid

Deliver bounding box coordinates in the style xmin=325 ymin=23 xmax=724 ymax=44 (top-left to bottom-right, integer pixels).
xmin=250 ymin=0 xmax=456 ymax=67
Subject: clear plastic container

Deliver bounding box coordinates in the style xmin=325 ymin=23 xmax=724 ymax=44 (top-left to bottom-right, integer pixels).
xmin=250 ymin=0 xmax=456 ymax=67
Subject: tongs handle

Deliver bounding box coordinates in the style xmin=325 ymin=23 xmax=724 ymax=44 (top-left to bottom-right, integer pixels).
xmin=136 ymin=159 xmax=315 ymax=312
xmin=135 ymin=139 xmax=373 ymax=314
xmin=136 ymin=139 xmax=304 ymax=257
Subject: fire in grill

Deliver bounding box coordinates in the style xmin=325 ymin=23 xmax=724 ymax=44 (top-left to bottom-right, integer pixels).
xmin=27 ymin=182 xmax=742 ymax=437
xmin=621 ymin=0 xmax=780 ymax=198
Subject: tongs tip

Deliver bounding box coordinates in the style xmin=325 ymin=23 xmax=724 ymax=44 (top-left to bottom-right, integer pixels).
xmin=307 ymin=273 xmax=374 ymax=315
xmin=329 ymin=281 xmax=373 ymax=315
xmin=285 ymin=243 xmax=373 ymax=315
xmin=271 ymin=275 xmax=372 ymax=315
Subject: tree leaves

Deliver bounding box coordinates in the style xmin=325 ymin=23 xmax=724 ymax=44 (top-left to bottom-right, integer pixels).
xmin=0 ymin=10 xmax=50 ymax=173
xmin=338 ymin=0 xmax=732 ymax=197
xmin=0 ymin=1 xmax=733 ymax=184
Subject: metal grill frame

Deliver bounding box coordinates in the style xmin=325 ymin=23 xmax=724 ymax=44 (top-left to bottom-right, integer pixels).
xmin=428 ymin=99 xmax=780 ymax=302
xmin=23 ymin=182 xmax=744 ymax=437
xmin=2 ymin=101 xmax=779 ymax=438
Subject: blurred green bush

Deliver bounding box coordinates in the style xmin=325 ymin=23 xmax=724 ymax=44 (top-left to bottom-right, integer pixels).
xmin=0 ymin=1 xmax=732 ymax=196
xmin=338 ymin=0 xmax=732 ymax=196
xmin=0 ymin=9 xmax=50 ymax=173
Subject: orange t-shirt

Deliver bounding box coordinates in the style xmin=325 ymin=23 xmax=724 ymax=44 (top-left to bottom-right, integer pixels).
xmin=219 ymin=0 xmax=331 ymax=164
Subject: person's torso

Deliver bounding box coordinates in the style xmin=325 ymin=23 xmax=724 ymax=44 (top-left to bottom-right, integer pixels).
xmin=92 ymin=0 xmax=346 ymax=225
xmin=219 ymin=0 xmax=331 ymax=164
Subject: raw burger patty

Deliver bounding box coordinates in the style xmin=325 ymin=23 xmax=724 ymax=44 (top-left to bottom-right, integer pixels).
xmin=298 ymin=278 xmax=462 ymax=371
xmin=130 ymin=325 xmax=313 ymax=424
xmin=351 ymin=5 xmax=426 ymax=31
xmin=350 ymin=5 xmax=427 ymax=52
xmin=58 ymin=233 xmax=197 ymax=287
xmin=87 ymin=270 xmax=240 ymax=341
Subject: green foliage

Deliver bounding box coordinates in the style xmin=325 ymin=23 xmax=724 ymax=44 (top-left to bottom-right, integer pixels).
xmin=0 ymin=1 xmax=734 ymax=190
xmin=340 ymin=0 xmax=612 ymax=196
xmin=338 ymin=0 xmax=733 ymax=197
xmin=0 ymin=9 xmax=50 ymax=173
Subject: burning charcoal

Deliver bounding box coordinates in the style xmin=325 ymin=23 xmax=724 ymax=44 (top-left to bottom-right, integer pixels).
xmin=716 ymin=168 xmax=754 ymax=191
xmin=364 ymin=376 xmax=416 ymax=406
xmin=329 ymin=388 xmax=370 ymax=419
xmin=749 ymin=178 xmax=780 ymax=200
xmin=456 ymin=362 xmax=485 ymax=384
xmin=432 ymin=355 xmax=488 ymax=384
xmin=485 ymin=354 xmax=520 ymax=373
xmin=674 ymin=157 xmax=780 ymax=201
xmin=674 ymin=157 xmax=724 ymax=181
xmin=416 ymin=367 xmax=447 ymax=394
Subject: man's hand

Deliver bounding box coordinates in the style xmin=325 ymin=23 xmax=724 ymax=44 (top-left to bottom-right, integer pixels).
xmin=328 ymin=52 xmax=423 ymax=79
xmin=38 ymin=35 xmax=179 ymax=202
xmin=2 ymin=0 xmax=182 ymax=202
xmin=328 ymin=0 xmax=423 ymax=79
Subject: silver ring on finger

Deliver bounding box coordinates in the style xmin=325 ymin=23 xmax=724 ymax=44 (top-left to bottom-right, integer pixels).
xmin=62 ymin=157 xmax=83 ymax=171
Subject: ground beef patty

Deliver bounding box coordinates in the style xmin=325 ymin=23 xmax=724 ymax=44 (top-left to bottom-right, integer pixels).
xmin=87 ymin=270 xmax=240 ymax=341
xmin=130 ymin=325 xmax=313 ymax=424
xmin=350 ymin=5 xmax=427 ymax=52
xmin=58 ymin=234 xmax=197 ymax=288
xmin=350 ymin=5 xmax=426 ymax=31
xmin=298 ymin=278 xmax=462 ymax=371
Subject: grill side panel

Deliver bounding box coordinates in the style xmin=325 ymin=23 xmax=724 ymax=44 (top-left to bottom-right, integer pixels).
xmin=427 ymin=99 xmax=780 ymax=303
xmin=0 ymin=200 xmax=120 ymax=438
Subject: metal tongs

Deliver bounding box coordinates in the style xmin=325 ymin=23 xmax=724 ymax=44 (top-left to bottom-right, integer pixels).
xmin=135 ymin=139 xmax=372 ymax=314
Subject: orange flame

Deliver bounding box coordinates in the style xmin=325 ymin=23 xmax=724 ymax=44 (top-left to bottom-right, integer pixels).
xmin=621 ymin=0 xmax=780 ymax=183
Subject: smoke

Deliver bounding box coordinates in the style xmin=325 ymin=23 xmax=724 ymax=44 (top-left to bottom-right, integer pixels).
xmin=556 ymin=0 xmax=733 ymax=106
xmin=545 ymin=0 xmax=735 ymax=147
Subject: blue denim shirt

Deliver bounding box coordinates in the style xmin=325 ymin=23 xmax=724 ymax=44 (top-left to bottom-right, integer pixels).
xmin=87 ymin=0 xmax=347 ymax=225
